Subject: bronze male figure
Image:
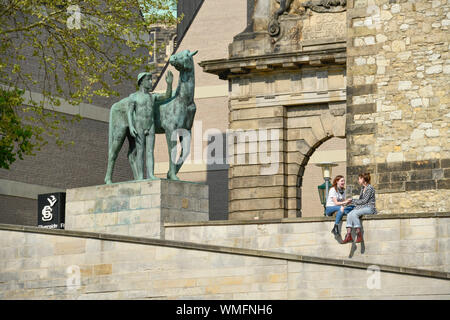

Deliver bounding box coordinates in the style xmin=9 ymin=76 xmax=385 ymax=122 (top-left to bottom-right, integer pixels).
xmin=104 ymin=71 xmax=173 ymax=184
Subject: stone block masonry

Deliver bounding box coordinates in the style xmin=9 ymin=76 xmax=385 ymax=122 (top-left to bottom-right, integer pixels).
xmin=204 ymin=62 xmax=347 ymax=220
xmin=0 ymin=224 xmax=449 ymax=299
xmin=65 ymin=179 xmax=209 ymax=239
xmin=347 ymin=159 xmax=450 ymax=214
xmin=200 ymin=2 xmax=348 ymax=220
xmin=165 ymin=213 xmax=450 ymax=273
xmin=346 ymin=0 xmax=450 ymax=214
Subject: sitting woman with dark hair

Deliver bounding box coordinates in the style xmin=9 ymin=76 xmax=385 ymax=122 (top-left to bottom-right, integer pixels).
xmin=342 ymin=172 xmax=377 ymax=244
xmin=325 ymin=175 xmax=354 ymax=236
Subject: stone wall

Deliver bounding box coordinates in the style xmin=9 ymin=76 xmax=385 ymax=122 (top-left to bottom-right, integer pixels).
xmin=0 ymin=225 xmax=449 ymax=299
xmin=200 ymin=0 xmax=349 ymax=220
xmin=346 ymin=0 xmax=450 ymax=213
xmin=226 ymin=66 xmax=347 ymax=220
xmin=165 ymin=213 xmax=450 ymax=272
xmin=203 ymin=50 xmax=347 ymax=220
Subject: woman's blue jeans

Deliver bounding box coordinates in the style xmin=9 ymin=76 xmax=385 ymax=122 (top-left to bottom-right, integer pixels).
xmin=346 ymin=206 xmax=375 ymax=228
xmin=326 ymin=205 xmax=355 ymax=225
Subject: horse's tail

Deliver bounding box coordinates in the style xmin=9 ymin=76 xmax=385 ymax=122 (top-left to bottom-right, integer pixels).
xmin=175 ymin=134 xmax=183 ymax=174
xmin=175 ymin=129 xmax=192 ymax=174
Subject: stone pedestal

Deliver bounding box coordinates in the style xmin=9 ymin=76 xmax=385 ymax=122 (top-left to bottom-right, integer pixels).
xmin=65 ymin=179 xmax=209 ymax=239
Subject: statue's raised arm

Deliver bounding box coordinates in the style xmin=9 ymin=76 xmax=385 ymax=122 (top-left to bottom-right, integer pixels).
xmin=155 ymin=70 xmax=173 ymax=103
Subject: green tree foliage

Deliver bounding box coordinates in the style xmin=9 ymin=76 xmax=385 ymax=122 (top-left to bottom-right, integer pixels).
xmin=0 ymin=89 xmax=33 ymax=169
xmin=0 ymin=0 xmax=178 ymax=168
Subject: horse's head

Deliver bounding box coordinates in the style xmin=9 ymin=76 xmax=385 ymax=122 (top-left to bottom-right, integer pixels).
xmin=169 ymin=49 xmax=198 ymax=72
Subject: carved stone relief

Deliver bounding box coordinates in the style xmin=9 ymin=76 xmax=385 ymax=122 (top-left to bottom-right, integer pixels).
xmin=268 ymin=0 xmax=347 ymax=39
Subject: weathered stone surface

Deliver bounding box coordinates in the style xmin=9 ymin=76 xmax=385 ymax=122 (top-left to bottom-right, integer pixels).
xmin=1 ymin=215 xmax=450 ymax=299
xmin=200 ymin=2 xmax=348 ymax=221
xmin=346 ymin=0 xmax=449 ymax=215
xmin=65 ymin=180 xmax=209 ymax=239
xmin=165 ymin=214 xmax=450 ymax=273
xmin=332 ymin=115 xmax=346 ymax=138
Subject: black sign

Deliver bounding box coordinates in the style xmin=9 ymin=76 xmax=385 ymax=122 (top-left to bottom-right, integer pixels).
xmin=37 ymin=192 xmax=66 ymax=229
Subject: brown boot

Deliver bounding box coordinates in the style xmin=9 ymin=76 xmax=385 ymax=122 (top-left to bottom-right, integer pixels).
xmin=355 ymin=231 xmax=363 ymax=243
xmin=342 ymin=233 xmax=353 ymax=244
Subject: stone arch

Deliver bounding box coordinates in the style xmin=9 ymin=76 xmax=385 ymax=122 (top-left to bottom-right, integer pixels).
xmin=285 ymin=107 xmax=346 ymax=218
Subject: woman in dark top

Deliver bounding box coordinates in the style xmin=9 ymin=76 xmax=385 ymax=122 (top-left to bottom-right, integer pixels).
xmin=342 ymin=173 xmax=377 ymax=244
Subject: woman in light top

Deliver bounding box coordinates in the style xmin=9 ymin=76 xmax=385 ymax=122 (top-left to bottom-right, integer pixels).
xmin=342 ymin=172 xmax=377 ymax=244
xmin=325 ymin=175 xmax=354 ymax=236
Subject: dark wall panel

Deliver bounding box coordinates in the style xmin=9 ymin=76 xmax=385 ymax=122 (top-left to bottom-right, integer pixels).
xmin=0 ymin=195 xmax=37 ymax=226
xmin=177 ymin=0 xmax=204 ymax=45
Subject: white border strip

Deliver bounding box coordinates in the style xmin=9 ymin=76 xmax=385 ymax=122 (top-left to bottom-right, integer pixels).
xmin=1 ymin=85 xmax=109 ymax=123
xmin=3 ymin=84 xmax=229 ymax=124
xmin=0 ymin=179 xmax=65 ymax=200
xmin=155 ymin=84 xmax=228 ymax=99
xmin=155 ymin=162 xmax=229 ymax=174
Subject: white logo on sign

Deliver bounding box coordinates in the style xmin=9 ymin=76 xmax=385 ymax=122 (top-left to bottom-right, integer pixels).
xmin=41 ymin=195 xmax=57 ymax=222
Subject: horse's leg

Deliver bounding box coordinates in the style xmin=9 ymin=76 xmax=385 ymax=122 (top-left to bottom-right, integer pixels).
xmin=105 ymin=127 xmax=126 ymax=184
xmin=165 ymin=129 xmax=180 ymax=180
xmin=126 ymin=130 xmax=138 ymax=180
xmin=176 ymin=129 xmax=191 ymax=174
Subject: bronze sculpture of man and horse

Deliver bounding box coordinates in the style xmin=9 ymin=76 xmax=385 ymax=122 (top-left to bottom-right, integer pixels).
xmin=104 ymin=49 xmax=198 ymax=184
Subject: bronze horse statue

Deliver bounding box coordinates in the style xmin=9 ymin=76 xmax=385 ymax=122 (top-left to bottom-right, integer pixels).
xmin=155 ymin=49 xmax=198 ymax=180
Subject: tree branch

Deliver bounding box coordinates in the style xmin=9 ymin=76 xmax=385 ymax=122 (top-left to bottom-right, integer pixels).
xmin=0 ymin=0 xmax=18 ymax=18
xmin=0 ymin=8 xmax=65 ymax=34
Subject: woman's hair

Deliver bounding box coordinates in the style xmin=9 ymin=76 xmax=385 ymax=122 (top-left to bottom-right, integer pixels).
xmin=359 ymin=172 xmax=371 ymax=184
xmin=332 ymin=175 xmax=344 ymax=190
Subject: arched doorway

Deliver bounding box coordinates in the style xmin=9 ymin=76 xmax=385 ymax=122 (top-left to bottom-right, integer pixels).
xmin=284 ymin=103 xmax=346 ymax=218
xmin=298 ymin=137 xmax=347 ymax=217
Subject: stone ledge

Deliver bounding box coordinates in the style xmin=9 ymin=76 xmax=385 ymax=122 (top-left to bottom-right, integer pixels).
xmin=165 ymin=212 xmax=450 ymax=228
xmin=0 ymin=223 xmax=448 ymax=281
xmin=200 ymin=47 xmax=346 ymax=79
